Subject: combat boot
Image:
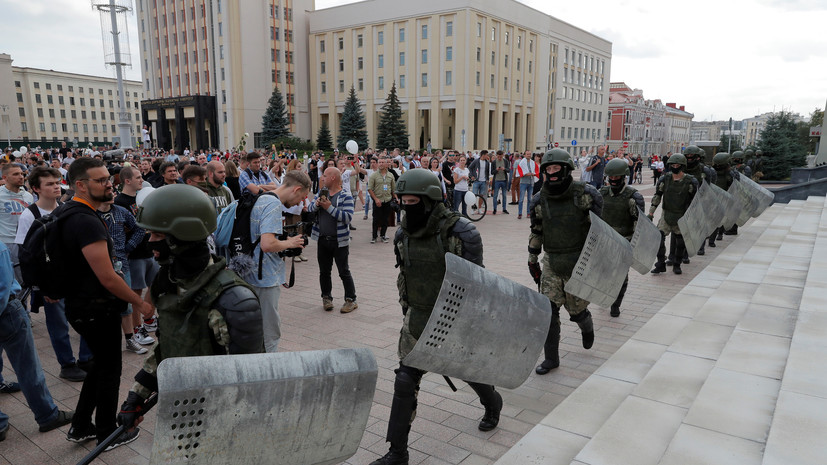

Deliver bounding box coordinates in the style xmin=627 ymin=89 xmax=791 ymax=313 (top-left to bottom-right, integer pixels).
xmin=717 ymin=227 xmax=724 ymax=241
xmin=536 ymin=306 xmax=561 ymax=375
xmin=673 ymin=263 xmax=683 ymax=275
xmin=651 ymin=262 xmax=667 ymax=274
xmin=610 ymin=304 xmax=620 ymax=317
xmin=697 ymin=243 xmax=705 ymax=256
xmin=374 ymin=366 xmax=420 ymax=465
xmin=469 ymin=384 xmax=502 ymax=431
xmin=725 ymin=225 xmax=738 ymax=235
xmin=573 ymin=310 xmax=594 ymax=349
xmin=369 ymin=447 xmax=409 ymax=465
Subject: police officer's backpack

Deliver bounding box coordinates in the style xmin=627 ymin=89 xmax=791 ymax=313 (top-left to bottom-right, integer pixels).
xmin=19 ymin=202 xmax=84 ymax=300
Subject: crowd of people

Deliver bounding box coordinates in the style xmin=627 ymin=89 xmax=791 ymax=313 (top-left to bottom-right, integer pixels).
xmin=0 ymin=139 xmax=746 ymax=463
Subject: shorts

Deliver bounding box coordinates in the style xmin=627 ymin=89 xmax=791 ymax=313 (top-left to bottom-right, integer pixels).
xmin=472 ymin=181 xmax=488 ymax=197
xmin=128 ymin=257 xmax=160 ymax=290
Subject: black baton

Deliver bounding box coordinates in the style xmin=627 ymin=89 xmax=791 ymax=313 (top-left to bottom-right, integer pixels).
xmin=76 ymin=393 xmax=158 ymax=465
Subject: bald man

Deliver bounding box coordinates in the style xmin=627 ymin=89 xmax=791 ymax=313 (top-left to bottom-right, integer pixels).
xmin=307 ymin=167 xmax=358 ymax=313
xmin=204 ymin=160 xmax=234 ymax=214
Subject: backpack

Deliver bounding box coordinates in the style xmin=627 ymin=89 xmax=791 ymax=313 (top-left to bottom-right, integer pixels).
xmin=19 ymin=202 xmax=83 ymax=299
xmin=214 ymin=191 xmax=276 ymax=281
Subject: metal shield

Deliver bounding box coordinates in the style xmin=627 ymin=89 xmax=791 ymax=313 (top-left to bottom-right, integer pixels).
xmin=710 ymin=183 xmax=740 ymax=230
xmin=677 ymin=182 xmax=714 ymax=256
xmin=402 ymin=253 xmax=552 ymax=389
xmin=630 ymin=208 xmax=661 ymax=275
xmin=151 ymin=349 xmax=378 ymax=465
xmin=738 ymin=175 xmax=775 ymax=217
xmin=564 ymin=212 xmax=633 ymax=307
xmin=699 ymin=182 xmax=726 ymax=237
xmin=728 ymin=177 xmax=757 ymax=226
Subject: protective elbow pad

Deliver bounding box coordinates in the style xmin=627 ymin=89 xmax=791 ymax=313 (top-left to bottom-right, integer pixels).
xmin=451 ymin=217 xmax=483 ymax=267
xmin=215 ymin=285 xmax=264 ymax=354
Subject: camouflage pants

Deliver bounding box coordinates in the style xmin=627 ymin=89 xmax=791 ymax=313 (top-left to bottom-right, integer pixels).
xmin=657 ymin=217 xmax=682 ymax=235
xmin=398 ymin=311 xmax=418 ymax=360
xmin=541 ymin=256 xmax=589 ymax=323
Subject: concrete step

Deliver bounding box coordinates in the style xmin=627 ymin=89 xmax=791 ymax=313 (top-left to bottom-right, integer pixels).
xmin=496 ymin=196 xmax=822 ymax=465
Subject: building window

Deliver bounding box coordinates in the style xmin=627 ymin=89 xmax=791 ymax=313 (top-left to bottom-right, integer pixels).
xmin=321 ymin=82 xmax=327 ymax=93
xmin=421 ymin=73 xmax=428 ymax=87
xmin=378 ymin=54 xmax=384 ymax=68
xmin=400 ymin=75 xmax=406 ymax=88
xmin=491 ymin=26 xmax=495 ymax=40
xmin=338 ymin=37 xmax=344 ymax=50
xmin=18 ymin=108 xmax=24 ymax=117
xmin=357 ymin=34 xmax=363 ymax=47
xmin=476 ymin=71 xmax=480 ymax=86
xmin=321 ymin=62 xmax=326 ymax=74
xmin=358 ymin=57 xmax=363 ymax=69
xmin=83 ymin=123 xmax=89 ymax=132
xmin=446 ymin=46 xmax=452 ymax=61
xmin=378 ymin=76 xmax=384 ymax=90
xmin=505 ymin=31 xmax=509 ymax=44
xmin=529 ymin=61 xmax=532 ymax=73
xmin=51 ymin=123 xmax=57 ymax=132
xmin=528 ymin=82 xmax=532 ymax=94
xmin=421 ymin=25 xmax=428 ymax=39
xmin=517 ymin=36 xmax=521 ymax=49
xmin=421 ymin=49 xmax=427 ymax=64
xmin=504 ymin=77 xmax=508 ymax=90
xmin=16 ymin=93 xmax=22 ymax=102
xmin=517 ymin=58 xmax=520 ymax=71
xmin=35 ymin=94 xmax=42 ymax=103
xmin=14 ymin=81 xmax=20 ymax=87
xmin=40 ymin=123 xmax=46 ymax=131
xmin=320 ymin=40 xmax=325 ymax=52
xmin=339 ymin=80 xmax=344 ymax=93
xmin=476 ymin=47 xmax=481 ymax=62
xmin=49 ymin=109 xmax=55 ymax=118
xmin=445 ymin=71 xmax=452 ymax=85
xmin=37 ymin=108 xmax=43 ymax=117
xmin=34 ymin=82 xmax=40 ymax=89
xmin=399 ymin=28 xmax=405 ymax=42
xmin=504 ymin=55 xmax=508 ymax=67
xmin=445 ymin=21 xmax=454 ymax=37
xmin=516 ymin=80 xmax=520 ymax=92
xmin=529 ymin=39 xmax=533 ymax=52
xmin=399 ymin=52 xmax=405 ymax=66
xmin=73 ymin=123 xmax=78 ymax=132
xmin=21 ymin=122 xmax=27 ymax=132
xmin=358 ymin=78 xmax=364 ymax=91
xmin=562 ymin=107 xmax=566 ymax=119
xmin=491 ymin=51 xmax=495 ymax=65
xmin=71 ymin=110 xmax=76 ymax=118
xmin=339 ymin=59 xmax=344 ymax=71
xmin=378 ymin=31 xmax=384 ymax=45
xmin=490 ymin=74 xmax=495 ymax=89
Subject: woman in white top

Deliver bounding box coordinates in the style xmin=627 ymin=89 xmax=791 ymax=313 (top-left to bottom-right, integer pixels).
xmin=269 ymin=158 xmax=285 ymax=187
xmin=452 ymin=155 xmax=470 ymax=215
xmin=427 ymin=156 xmax=447 ymax=198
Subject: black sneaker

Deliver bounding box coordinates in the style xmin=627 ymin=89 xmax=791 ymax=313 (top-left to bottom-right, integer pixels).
xmin=39 ymin=410 xmax=73 ymax=433
xmin=67 ymin=424 xmax=96 ymax=443
xmin=0 ymin=423 xmax=8 ymax=442
xmin=102 ymin=427 xmax=140 ymax=451
xmin=59 ymin=363 xmax=87 ymax=382
xmin=0 ymin=382 xmax=20 ymax=394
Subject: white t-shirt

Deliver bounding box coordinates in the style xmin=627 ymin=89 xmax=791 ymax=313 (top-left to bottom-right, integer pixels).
xmin=340 ymin=169 xmax=352 ymax=194
xmin=142 ymin=128 xmax=150 ymax=142
xmin=453 ymin=166 xmax=470 ymax=191
xmin=14 ymin=205 xmax=52 ymax=245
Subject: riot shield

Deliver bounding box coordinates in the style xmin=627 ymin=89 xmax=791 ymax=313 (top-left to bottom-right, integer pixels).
xmin=699 ymin=182 xmax=726 ymax=237
xmin=677 ymin=182 xmax=714 ymax=256
xmin=738 ymin=175 xmax=774 ymax=217
xmin=711 ymin=183 xmax=740 ymax=230
xmin=728 ymin=177 xmax=757 ymax=226
xmin=402 ymin=253 xmax=551 ymax=389
xmin=563 ymin=212 xmax=633 ymax=307
xmin=151 ymin=349 xmax=377 ymax=465
xmin=630 ymin=208 xmax=661 ymax=275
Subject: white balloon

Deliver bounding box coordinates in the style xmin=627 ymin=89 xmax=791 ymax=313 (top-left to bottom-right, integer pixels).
xmin=136 ymin=185 xmax=155 ymax=206
xmin=12 ymin=151 xmax=20 ymax=157
xmin=346 ymin=140 xmax=359 ymax=155
xmin=19 ymin=146 xmax=27 ymax=154
xmin=464 ymin=191 xmax=477 ymax=208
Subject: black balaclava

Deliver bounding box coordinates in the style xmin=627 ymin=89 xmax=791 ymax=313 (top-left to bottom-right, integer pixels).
xmin=402 ymin=196 xmax=433 ymax=232
xmin=151 ymin=236 xmax=211 ymax=281
xmin=670 ymin=164 xmax=684 ymax=174
xmin=543 ymin=164 xmax=572 ymax=195
xmin=686 ymin=155 xmax=700 ymax=169
xmin=608 ymin=176 xmax=625 ymax=195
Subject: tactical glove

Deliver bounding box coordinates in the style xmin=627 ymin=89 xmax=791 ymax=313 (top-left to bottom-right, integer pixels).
xmin=646 ymin=214 xmax=654 ymax=221
xmin=208 ymin=309 xmax=231 ymax=348
xmin=528 ymin=261 xmax=542 ymax=285
xmin=117 ymin=391 xmax=146 ymax=429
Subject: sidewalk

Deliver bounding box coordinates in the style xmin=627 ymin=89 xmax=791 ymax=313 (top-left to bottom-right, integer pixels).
xmin=1 ymin=177 xmax=722 ymax=465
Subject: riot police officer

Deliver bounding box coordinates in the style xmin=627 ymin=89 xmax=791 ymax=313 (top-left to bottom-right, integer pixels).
xmin=682 ymin=145 xmax=716 ymax=256
xmin=116 ymin=185 xmax=263 ymax=430
xmin=371 ymin=169 xmax=502 ymax=465
xmin=599 ymin=158 xmax=645 ymax=317
xmin=710 ymin=152 xmax=741 ymax=243
xmin=528 ymin=149 xmax=603 ymax=375
xmin=648 ymin=154 xmax=699 ymax=275
xmin=729 ymin=150 xmax=752 ymax=235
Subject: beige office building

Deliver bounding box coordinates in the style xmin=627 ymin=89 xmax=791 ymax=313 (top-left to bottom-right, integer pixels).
xmin=0 ymin=53 xmax=143 ymax=148
xmin=308 ymin=0 xmax=611 ymax=153
xmin=136 ymin=0 xmax=313 ymax=151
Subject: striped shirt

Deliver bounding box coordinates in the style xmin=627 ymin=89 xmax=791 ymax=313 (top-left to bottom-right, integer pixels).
xmin=307 ymin=190 xmax=354 ymax=248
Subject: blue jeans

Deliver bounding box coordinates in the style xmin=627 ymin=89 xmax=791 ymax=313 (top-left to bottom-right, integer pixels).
xmin=453 ymin=189 xmax=468 ymax=216
xmin=0 ymin=298 xmax=61 ymax=431
xmin=492 ymin=180 xmax=508 ymax=212
xmin=363 ymin=193 xmax=372 ymax=217
xmin=43 ymin=297 xmax=93 ymax=367
xmin=518 ymin=183 xmax=533 ymax=215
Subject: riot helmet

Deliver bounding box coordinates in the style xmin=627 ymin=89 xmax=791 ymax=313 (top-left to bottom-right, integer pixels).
xmin=732 ymin=150 xmax=745 ymax=164
xmin=668 ymin=153 xmax=687 ymax=174
xmin=684 ymin=145 xmax=703 ymax=169
xmin=713 ymin=152 xmax=731 ymax=171
xmin=136 ymin=184 xmax=216 ymax=241
xmin=540 ymin=149 xmax=575 ymax=188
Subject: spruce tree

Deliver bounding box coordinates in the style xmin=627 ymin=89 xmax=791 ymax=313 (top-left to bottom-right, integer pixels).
xmin=757 ymin=111 xmax=807 ymax=180
xmin=376 ymin=82 xmax=409 ymax=151
xmin=337 ymin=86 xmax=369 ymax=151
xmin=261 ymin=87 xmax=290 ymax=144
xmin=316 ymin=119 xmax=333 ymax=152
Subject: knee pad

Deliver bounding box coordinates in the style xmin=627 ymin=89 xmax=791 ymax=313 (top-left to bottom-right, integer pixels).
xmin=393 ymin=365 xmax=423 ymax=398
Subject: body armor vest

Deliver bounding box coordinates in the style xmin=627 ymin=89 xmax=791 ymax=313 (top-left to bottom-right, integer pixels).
xmin=398 ymin=205 xmax=461 ymax=339
xmin=540 ymin=181 xmax=591 ymax=277
xmin=662 ymin=175 xmax=695 ymax=226
xmin=151 ymin=256 xmax=255 ymax=361
xmin=714 ymin=169 xmax=734 ymax=190
xmin=599 ymin=186 xmax=636 ymax=239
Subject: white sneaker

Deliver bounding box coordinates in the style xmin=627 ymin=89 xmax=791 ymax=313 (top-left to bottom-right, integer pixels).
xmin=133 ymin=327 xmax=155 ymax=345
xmin=126 ymin=337 xmax=148 ymax=354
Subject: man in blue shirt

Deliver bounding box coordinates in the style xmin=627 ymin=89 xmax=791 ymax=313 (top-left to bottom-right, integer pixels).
xmin=244 ymin=170 xmax=311 ymax=352
xmin=238 ymin=152 xmax=276 ymax=195
xmin=0 ymin=242 xmax=74 ymax=442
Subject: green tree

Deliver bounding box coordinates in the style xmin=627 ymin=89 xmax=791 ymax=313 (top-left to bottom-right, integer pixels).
xmin=719 ymin=133 xmax=742 ymax=154
xmin=376 ymin=82 xmax=409 ymax=151
xmin=316 ymin=119 xmax=333 ymax=152
xmin=758 ymin=111 xmax=807 ymax=180
xmin=261 ymin=87 xmax=290 ymax=145
xmin=337 ymin=85 xmax=369 ymax=151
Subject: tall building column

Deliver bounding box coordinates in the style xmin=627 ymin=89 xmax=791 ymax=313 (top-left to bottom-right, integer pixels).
xmin=480 ymin=105 xmax=490 ymax=150
xmin=430 ymin=104 xmax=443 ymax=151
xmin=406 ymin=102 xmax=417 ymax=151
xmin=515 ymin=109 xmax=526 ymax=152
xmin=458 ymin=97 xmax=474 ymax=153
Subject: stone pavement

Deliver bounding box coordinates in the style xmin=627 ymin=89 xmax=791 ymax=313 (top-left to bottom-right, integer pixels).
xmin=0 ymin=176 xmax=736 ymax=465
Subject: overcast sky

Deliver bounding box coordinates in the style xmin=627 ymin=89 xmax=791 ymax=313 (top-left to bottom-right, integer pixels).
xmin=2 ymin=0 xmax=825 ymax=122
